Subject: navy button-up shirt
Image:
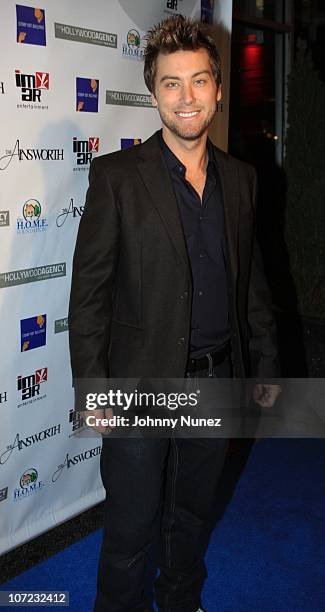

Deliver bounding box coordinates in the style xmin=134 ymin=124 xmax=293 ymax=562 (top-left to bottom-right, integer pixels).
xmin=160 ymin=132 xmax=230 ymax=358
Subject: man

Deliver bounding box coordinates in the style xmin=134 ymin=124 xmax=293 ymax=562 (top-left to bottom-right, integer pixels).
xmin=68 ymin=15 xmax=281 ymax=612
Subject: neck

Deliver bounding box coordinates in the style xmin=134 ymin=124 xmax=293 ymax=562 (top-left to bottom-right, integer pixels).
xmin=162 ymin=126 xmax=208 ymax=174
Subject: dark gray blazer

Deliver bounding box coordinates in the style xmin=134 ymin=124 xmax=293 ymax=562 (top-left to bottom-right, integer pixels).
xmin=68 ymin=131 xmax=280 ymax=381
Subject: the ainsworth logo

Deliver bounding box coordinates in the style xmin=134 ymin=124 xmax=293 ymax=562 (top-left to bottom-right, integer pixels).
xmin=17 ymin=199 xmax=48 ymax=234
xmin=72 ymin=136 xmax=99 ymax=168
xmin=54 ymin=22 xmax=117 ymax=48
xmin=16 ymin=5 xmax=46 ymax=46
xmin=20 ymin=314 xmax=46 ymax=352
xmin=0 ymin=425 xmax=61 ymax=466
xmin=56 ymin=198 xmax=84 ymax=227
xmin=0 ymin=140 xmax=64 ymax=171
xmin=0 ymin=262 xmax=66 ymax=289
xmin=76 ymin=78 xmax=99 ymax=112
xmin=106 ymin=89 xmax=152 ymax=108
xmin=122 ymin=29 xmax=145 ymax=61
xmin=0 ymin=211 xmax=9 ymax=227
xmin=17 ymin=367 xmax=47 ymax=407
xmin=52 ymin=445 xmax=101 ymax=481
xmin=13 ymin=468 xmax=45 ymax=502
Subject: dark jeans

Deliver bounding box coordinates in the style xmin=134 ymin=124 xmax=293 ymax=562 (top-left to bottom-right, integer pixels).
xmin=94 ymin=357 xmax=231 ymax=612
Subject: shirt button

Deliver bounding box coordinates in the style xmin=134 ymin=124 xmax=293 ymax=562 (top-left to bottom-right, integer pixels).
xmin=178 ymin=337 xmax=185 ymax=345
xmin=198 ymin=291 xmax=203 ymax=296
xmin=199 ymin=216 xmax=203 ymax=221
xmin=199 ymin=253 xmax=204 ymax=258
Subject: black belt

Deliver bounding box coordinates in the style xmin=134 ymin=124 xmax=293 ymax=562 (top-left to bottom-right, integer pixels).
xmin=186 ymin=342 xmax=231 ymax=374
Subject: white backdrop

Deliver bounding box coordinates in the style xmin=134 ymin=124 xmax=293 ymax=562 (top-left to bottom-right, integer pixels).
xmin=0 ymin=0 xmax=232 ymax=554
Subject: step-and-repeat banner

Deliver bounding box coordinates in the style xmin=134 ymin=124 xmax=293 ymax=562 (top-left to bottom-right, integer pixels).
xmin=0 ymin=0 xmax=232 ymax=554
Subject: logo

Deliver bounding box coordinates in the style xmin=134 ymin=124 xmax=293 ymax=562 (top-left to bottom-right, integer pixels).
xmin=122 ymin=29 xmax=144 ymax=61
xmin=54 ymin=22 xmax=117 ymax=48
xmin=0 ymin=262 xmax=66 ymax=289
xmin=17 ymin=367 xmax=47 ymax=407
xmin=201 ymin=0 xmax=214 ymax=24
xmin=106 ymin=90 xmax=152 ymax=108
xmin=54 ymin=317 xmax=68 ymax=333
xmin=17 ymin=199 xmax=48 ymax=234
xmin=166 ymin=0 xmax=179 ymax=10
xmin=13 ymin=468 xmax=44 ymax=502
xmin=15 ymin=70 xmax=49 ymax=109
xmin=0 ymin=425 xmax=61 ymax=466
xmin=72 ymin=137 xmax=99 ymax=169
xmin=20 ymin=314 xmax=46 ymax=352
xmin=52 ymin=445 xmax=101 ymax=482
xmin=16 ymin=5 xmax=46 ymax=46
xmin=0 ymin=391 xmax=7 ymax=404
xmin=56 ymin=199 xmax=84 ymax=227
xmin=0 ymin=140 xmax=64 ymax=171
xmin=69 ymin=409 xmax=85 ymax=436
xmin=0 ymin=211 xmax=9 ymax=227
xmin=0 ymin=487 xmax=8 ymax=502
xmin=76 ymin=78 xmax=99 ymax=112
xmin=121 ymin=139 xmax=141 ymax=150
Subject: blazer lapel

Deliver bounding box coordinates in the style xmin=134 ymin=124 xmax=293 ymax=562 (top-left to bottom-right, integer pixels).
xmin=137 ymin=136 xmax=190 ymax=277
xmin=213 ymin=147 xmax=239 ymax=287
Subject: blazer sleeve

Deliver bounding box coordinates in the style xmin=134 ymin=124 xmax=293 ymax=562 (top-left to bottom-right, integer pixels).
xmin=247 ymin=168 xmax=281 ymax=379
xmin=68 ymin=157 xmax=120 ymax=384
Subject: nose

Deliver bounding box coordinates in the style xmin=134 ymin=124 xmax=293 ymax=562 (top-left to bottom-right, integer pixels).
xmin=180 ymin=82 xmax=195 ymax=106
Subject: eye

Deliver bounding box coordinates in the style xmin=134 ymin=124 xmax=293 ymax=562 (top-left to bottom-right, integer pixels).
xmin=165 ymin=82 xmax=179 ymax=88
xmin=194 ymin=79 xmax=206 ymax=86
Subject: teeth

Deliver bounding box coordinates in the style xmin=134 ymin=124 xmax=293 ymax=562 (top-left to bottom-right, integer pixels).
xmin=176 ymin=111 xmax=199 ymax=117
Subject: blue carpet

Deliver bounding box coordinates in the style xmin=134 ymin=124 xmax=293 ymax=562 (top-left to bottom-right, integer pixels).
xmin=2 ymin=440 xmax=325 ymax=611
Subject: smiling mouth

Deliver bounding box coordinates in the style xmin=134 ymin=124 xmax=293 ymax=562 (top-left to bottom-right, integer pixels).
xmin=175 ymin=110 xmax=200 ymax=118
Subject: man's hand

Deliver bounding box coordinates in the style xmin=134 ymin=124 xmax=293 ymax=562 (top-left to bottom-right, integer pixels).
xmin=81 ymin=407 xmax=115 ymax=434
xmin=253 ymin=384 xmax=281 ymax=408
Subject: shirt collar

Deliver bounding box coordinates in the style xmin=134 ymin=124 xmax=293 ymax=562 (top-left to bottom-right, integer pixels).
xmin=159 ymin=129 xmax=217 ymax=177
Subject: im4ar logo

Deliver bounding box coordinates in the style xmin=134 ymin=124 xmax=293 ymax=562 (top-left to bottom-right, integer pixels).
xmin=15 ymin=69 xmax=49 ymax=102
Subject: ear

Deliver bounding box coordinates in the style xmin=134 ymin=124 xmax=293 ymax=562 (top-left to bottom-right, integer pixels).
xmin=216 ymin=84 xmax=222 ymax=102
xmin=151 ymin=92 xmax=158 ymax=108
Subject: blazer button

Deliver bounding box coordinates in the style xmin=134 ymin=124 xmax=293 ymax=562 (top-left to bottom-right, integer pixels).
xmin=178 ymin=337 xmax=185 ymax=345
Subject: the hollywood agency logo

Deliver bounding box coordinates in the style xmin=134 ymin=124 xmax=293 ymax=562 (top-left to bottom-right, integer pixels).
xmin=20 ymin=314 xmax=46 ymax=352
xmin=76 ymin=78 xmax=99 ymax=112
xmin=73 ymin=136 xmax=99 ymax=168
xmin=13 ymin=468 xmax=44 ymax=502
xmin=15 ymin=69 xmax=49 ymax=103
xmin=17 ymin=199 xmax=48 ymax=234
xmin=122 ymin=29 xmax=144 ymax=61
xmin=0 ymin=140 xmax=64 ymax=171
xmin=52 ymin=445 xmax=101 ymax=482
xmin=0 ymin=487 xmax=8 ymax=502
xmin=56 ymin=198 xmax=84 ymax=227
xmin=0 ymin=425 xmax=61 ymax=466
xmin=16 ymin=5 xmax=46 ymax=46
xmin=0 ymin=390 xmax=7 ymax=405
xmin=69 ymin=408 xmax=86 ymax=437
xmin=17 ymin=367 xmax=47 ymax=407
xmin=121 ymin=138 xmax=141 ymax=150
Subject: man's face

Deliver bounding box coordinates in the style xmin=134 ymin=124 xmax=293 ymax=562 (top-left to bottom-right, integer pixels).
xmin=151 ymin=48 xmax=221 ymax=142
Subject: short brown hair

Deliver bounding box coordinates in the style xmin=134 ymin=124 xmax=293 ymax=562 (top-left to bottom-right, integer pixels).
xmin=144 ymin=14 xmax=221 ymax=94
